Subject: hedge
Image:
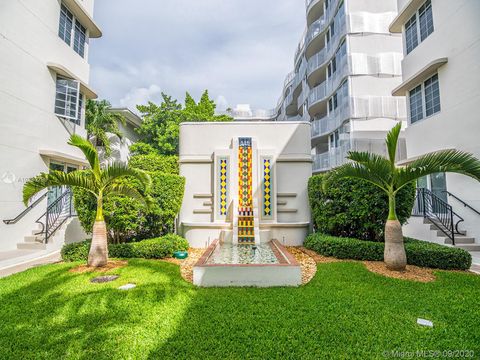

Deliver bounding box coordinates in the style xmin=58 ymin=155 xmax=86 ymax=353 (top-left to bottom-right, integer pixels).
xmin=308 ymin=174 xmax=416 ymax=242
xmin=129 ymin=153 xmax=179 ymax=175
xmin=61 ymin=234 xmax=189 ymax=262
xmin=304 ymin=233 xmax=472 ymax=270
xmin=73 ymin=171 xmax=185 ymax=243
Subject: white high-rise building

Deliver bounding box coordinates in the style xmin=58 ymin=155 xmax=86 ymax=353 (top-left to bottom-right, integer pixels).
xmin=0 ymin=0 xmax=101 ymax=252
xmin=390 ymin=0 xmax=480 ymax=252
xmin=276 ymin=0 xmax=407 ymax=173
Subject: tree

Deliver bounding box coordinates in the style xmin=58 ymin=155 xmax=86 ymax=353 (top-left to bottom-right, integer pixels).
xmin=23 ymin=135 xmax=151 ymax=267
xmin=86 ymin=99 xmax=126 ymax=156
xmin=324 ymin=123 xmax=480 ymax=271
xmin=135 ymin=90 xmax=232 ymax=155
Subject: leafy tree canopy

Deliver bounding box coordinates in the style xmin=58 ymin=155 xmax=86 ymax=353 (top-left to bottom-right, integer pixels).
xmin=135 ymin=90 xmax=232 ymax=155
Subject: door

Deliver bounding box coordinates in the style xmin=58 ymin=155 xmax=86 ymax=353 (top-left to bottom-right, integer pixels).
xmin=417 ymin=173 xmax=447 ymax=214
xmin=48 ymin=163 xmax=65 ymax=206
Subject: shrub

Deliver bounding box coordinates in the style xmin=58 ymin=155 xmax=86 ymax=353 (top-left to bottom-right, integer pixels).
xmin=73 ymin=171 xmax=185 ymax=242
xmin=61 ymin=235 xmax=189 ymax=262
xmin=304 ymin=233 xmax=472 ymax=270
xmin=308 ymin=174 xmax=416 ymax=241
xmin=129 ymin=153 xmax=179 ymax=175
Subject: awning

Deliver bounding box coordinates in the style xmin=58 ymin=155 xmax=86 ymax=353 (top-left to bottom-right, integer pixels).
xmin=392 ymin=58 xmax=448 ymax=96
xmin=108 ymin=108 xmax=143 ymax=127
xmin=63 ymin=0 xmax=102 ymax=38
xmin=39 ymin=149 xmax=89 ymax=166
xmin=389 ymin=0 xmax=425 ymax=33
xmin=47 ymin=62 xmax=98 ymax=99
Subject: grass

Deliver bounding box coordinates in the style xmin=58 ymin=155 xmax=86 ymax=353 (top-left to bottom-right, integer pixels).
xmin=0 ymin=260 xmax=479 ymax=359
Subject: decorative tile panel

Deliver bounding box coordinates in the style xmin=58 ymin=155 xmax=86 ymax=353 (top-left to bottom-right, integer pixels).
xmin=219 ymin=158 xmax=228 ymax=216
xmin=263 ymin=158 xmax=272 ymax=217
xmin=238 ymin=137 xmax=254 ymax=243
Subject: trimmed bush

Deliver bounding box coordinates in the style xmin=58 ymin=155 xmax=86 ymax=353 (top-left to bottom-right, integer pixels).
xmin=61 ymin=235 xmax=189 ymax=262
xmin=308 ymin=174 xmax=416 ymax=241
xmin=304 ymin=233 xmax=472 ymax=270
xmin=73 ymin=171 xmax=185 ymax=243
xmin=129 ymin=154 xmax=179 ymax=175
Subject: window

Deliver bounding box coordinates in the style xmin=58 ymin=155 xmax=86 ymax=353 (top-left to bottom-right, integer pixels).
xmin=408 ymin=74 xmax=441 ymax=124
xmin=58 ymin=4 xmax=73 ymax=46
xmin=73 ymin=21 xmax=87 ymax=58
xmin=419 ymin=0 xmax=434 ymax=41
xmin=75 ymin=93 xmax=84 ymax=125
xmin=424 ymin=74 xmax=440 ymax=116
xmin=55 ymin=77 xmax=80 ymax=121
xmin=404 ymin=0 xmax=434 ymax=54
xmin=409 ymin=85 xmax=423 ymax=123
xmin=58 ymin=3 xmax=87 ymax=58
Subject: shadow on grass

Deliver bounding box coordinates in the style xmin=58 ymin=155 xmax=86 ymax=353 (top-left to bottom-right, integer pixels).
xmin=0 ymin=261 xmax=479 ymax=359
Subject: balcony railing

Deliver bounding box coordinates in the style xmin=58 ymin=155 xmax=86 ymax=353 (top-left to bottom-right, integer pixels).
xmin=312 ymin=138 xmax=407 ymax=172
xmin=311 ymin=97 xmax=350 ymax=138
xmin=308 ymin=82 xmax=327 ymax=107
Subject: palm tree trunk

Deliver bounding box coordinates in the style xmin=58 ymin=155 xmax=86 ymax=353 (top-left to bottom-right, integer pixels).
xmin=384 ymin=193 xmax=407 ymax=271
xmin=87 ymin=196 xmax=108 ymax=267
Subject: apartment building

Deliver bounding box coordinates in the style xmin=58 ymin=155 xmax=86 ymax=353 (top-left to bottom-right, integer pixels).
xmin=0 ymin=0 xmax=101 ymax=252
xmin=275 ymin=0 xmax=407 ymax=173
xmin=390 ymin=0 xmax=480 ymax=251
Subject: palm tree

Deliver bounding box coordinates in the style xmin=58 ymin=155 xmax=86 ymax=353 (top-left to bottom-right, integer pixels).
xmin=86 ymin=99 xmax=126 ymax=157
xmin=23 ymin=135 xmax=151 ymax=267
xmin=325 ymin=123 xmax=480 ymax=271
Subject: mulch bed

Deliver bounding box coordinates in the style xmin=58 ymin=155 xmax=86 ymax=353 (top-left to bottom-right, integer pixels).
xmin=69 ymin=260 xmax=128 ymax=273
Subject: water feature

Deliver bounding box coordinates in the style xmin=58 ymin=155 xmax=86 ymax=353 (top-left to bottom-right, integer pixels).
xmin=205 ymin=242 xmax=279 ymax=265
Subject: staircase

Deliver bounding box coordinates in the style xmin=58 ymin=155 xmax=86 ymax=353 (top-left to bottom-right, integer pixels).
xmin=422 ymin=218 xmax=480 ymax=251
xmin=412 ymin=188 xmax=479 ymax=250
xmin=14 ymin=188 xmax=75 ymax=250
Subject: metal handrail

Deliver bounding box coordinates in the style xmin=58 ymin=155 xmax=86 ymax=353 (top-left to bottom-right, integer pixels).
xmin=443 ymin=190 xmax=480 ymax=216
xmin=3 ymin=192 xmax=48 ymax=225
xmin=412 ymin=188 xmax=464 ymax=245
xmin=35 ymin=188 xmax=75 ymax=244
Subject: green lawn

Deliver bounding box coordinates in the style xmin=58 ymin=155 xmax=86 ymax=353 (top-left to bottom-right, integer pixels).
xmin=0 ymin=260 xmax=479 ymax=359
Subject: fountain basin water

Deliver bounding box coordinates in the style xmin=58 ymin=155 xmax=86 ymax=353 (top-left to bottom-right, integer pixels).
xmin=193 ymin=240 xmax=301 ymax=287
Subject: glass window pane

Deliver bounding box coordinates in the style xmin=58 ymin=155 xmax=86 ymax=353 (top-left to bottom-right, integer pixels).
xmin=405 ymin=15 xmax=418 ymax=54
xmin=419 ymin=0 xmax=434 ymax=41
xmin=409 ymin=85 xmax=424 ymax=123
xmin=73 ymin=20 xmax=87 ymax=57
xmin=54 ymin=77 xmax=79 ymax=120
xmin=424 ymin=74 xmax=441 ymax=116
xmin=58 ymin=4 xmax=73 ymax=46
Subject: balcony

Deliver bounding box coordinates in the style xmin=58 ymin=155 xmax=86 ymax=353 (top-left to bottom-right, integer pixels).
xmin=312 ymin=138 xmax=407 ymax=173
xmin=311 ymin=97 xmax=350 ymax=142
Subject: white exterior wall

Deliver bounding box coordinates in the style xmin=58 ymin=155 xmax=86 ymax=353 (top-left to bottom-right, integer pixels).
xmin=178 ymin=122 xmax=312 ymax=248
xmin=394 ymin=0 xmax=480 ymax=242
xmin=0 ymin=0 xmax=98 ymax=250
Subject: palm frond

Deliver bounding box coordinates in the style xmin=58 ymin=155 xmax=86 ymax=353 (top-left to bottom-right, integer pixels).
xmin=346 ymin=151 xmax=393 ymax=188
xmin=104 ymin=183 xmax=149 ymax=206
xmin=101 ymin=162 xmax=152 ymax=190
xmin=324 ymin=162 xmax=389 ymax=193
xmin=385 ymin=122 xmax=402 ymax=166
xmin=395 ymin=149 xmax=480 ymax=190
xmin=68 ymin=134 xmax=100 ymax=175
xmin=23 ymin=170 xmax=96 ymax=205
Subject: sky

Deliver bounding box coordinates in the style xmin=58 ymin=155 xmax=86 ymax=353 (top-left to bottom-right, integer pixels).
xmin=88 ymin=0 xmax=305 ymax=112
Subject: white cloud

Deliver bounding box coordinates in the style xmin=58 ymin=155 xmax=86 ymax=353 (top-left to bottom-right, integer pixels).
xmin=89 ymin=0 xmax=305 ymax=110
xmin=119 ymin=84 xmax=162 ymax=111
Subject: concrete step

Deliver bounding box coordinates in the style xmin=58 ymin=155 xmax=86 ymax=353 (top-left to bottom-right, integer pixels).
xmin=24 ymin=235 xmax=44 ymax=243
xmin=17 ymin=242 xmax=46 ymax=250
xmin=454 ymin=244 xmax=480 ymax=252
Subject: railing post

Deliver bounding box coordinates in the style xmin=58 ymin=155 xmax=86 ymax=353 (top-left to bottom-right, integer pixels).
xmin=44 ymin=202 xmax=49 ymax=244
xmin=450 ymin=209 xmax=455 ymax=246
xmin=421 ymin=188 xmax=426 ymax=218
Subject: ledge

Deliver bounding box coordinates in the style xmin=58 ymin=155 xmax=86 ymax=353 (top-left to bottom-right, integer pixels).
xmin=259 ymin=222 xmax=310 ymax=229
xmin=389 ymin=0 xmax=425 ymax=33
xmin=392 ymin=58 xmax=448 ymax=96
xmin=193 ymin=194 xmax=213 ymax=198
xmin=277 ymin=193 xmax=297 ymax=198
xmin=277 ymin=155 xmax=313 ymax=163
xmin=179 ymin=156 xmax=212 ymax=164
xmin=181 ymin=222 xmax=232 ymax=229
xmin=63 ymin=0 xmax=102 ymax=38
xmin=39 ymin=149 xmax=88 ymax=166
xmin=47 ymin=63 xmax=97 ymax=99
xmin=108 ymin=108 xmax=142 ymax=127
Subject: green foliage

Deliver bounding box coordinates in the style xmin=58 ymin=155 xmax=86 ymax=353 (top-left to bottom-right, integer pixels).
xmin=61 ymin=235 xmax=189 ymax=261
xmin=304 ymin=233 xmax=472 ymax=270
xmin=86 ymin=99 xmax=126 ymax=156
xmin=73 ymin=171 xmax=185 ymax=242
xmin=129 ymin=154 xmax=179 ymax=175
xmin=60 ymin=241 xmax=91 ymax=262
xmin=2 ymin=259 xmax=480 ymax=359
xmin=308 ymin=174 xmax=415 ymax=241
xmin=129 ymin=142 xmax=158 ymax=156
xmin=135 ymin=90 xmax=232 ymax=155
